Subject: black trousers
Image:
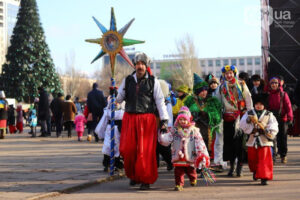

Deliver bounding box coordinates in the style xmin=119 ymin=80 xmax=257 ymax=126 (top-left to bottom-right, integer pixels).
xmin=277 ymin=120 xmax=288 ymax=158
xmin=64 ymin=121 xmax=73 ymax=137
xmin=156 ymin=142 xmax=172 ymax=167
xmin=223 ymin=121 xmax=245 ymax=163
xmin=54 ymin=115 xmax=63 ymax=136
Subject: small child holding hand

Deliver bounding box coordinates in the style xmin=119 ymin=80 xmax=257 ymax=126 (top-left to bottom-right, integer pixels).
xmin=159 ymin=106 xmax=210 ymax=191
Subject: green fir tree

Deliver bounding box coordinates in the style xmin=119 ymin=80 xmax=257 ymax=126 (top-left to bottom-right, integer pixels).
xmin=1 ymin=0 xmax=62 ymax=102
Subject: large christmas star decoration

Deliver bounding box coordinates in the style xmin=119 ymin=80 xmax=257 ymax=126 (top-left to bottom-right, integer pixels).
xmin=85 ymin=7 xmax=144 ymax=75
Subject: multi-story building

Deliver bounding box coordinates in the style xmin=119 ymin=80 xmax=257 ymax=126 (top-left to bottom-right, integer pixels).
xmin=0 ymin=0 xmax=20 ymax=73
xmin=151 ymin=55 xmax=262 ymax=78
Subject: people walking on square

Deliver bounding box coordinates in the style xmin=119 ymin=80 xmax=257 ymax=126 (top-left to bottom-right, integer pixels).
xmin=0 ymin=91 xmax=8 ymax=139
xmin=37 ymin=86 xmax=50 ymax=137
xmin=116 ymin=52 xmax=169 ymax=190
xmin=74 ymin=97 xmax=82 ymax=114
xmin=95 ymin=88 xmax=124 ymax=172
xmin=74 ymin=112 xmax=87 ymax=141
xmin=156 ymin=79 xmax=174 ymax=171
xmin=216 ymin=65 xmax=253 ymax=177
xmin=62 ymin=95 xmax=77 ymax=138
xmin=87 ymin=83 xmax=107 ymax=142
xmin=268 ymin=77 xmax=293 ymax=163
xmin=249 ymin=74 xmax=265 ymax=95
xmin=7 ymin=105 xmax=17 ymax=134
xmin=50 ymin=93 xmax=64 ymax=137
xmin=16 ymin=105 xmax=24 ymax=133
xmin=83 ymin=104 xmax=93 ymax=141
xmin=240 ymin=93 xmax=278 ymax=185
xmin=158 ymin=106 xmax=210 ymax=191
xmin=184 ymin=73 xmax=222 ymax=157
xmin=172 ymin=85 xmax=191 ymax=120
xmin=206 ymin=74 xmax=227 ymax=170
xmin=29 ymin=108 xmax=38 ymax=138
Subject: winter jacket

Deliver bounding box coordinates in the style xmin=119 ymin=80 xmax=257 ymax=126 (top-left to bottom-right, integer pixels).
xmin=158 ymin=125 xmax=210 ymax=168
xmin=74 ymin=114 xmax=87 ymax=132
xmin=240 ymin=109 xmax=278 ymax=147
xmin=268 ymin=87 xmax=293 ymax=122
xmin=50 ymin=97 xmax=64 ymax=117
xmin=62 ymin=100 xmax=77 ymax=122
xmin=38 ymin=90 xmax=50 ymax=120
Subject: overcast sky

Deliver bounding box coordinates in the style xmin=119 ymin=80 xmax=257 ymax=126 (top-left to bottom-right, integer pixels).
xmin=36 ymin=0 xmax=261 ymax=75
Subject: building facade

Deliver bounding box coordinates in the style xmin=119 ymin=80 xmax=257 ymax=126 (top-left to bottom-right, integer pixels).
xmin=0 ymin=0 xmax=20 ymax=73
xmin=151 ymin=56 xmax=262 ymax=78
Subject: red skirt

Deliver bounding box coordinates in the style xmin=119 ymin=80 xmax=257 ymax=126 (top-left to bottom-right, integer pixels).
xmin=0 ymin=120 xmax=7 ymax=129
xmin=120 ymin=112 xmax=158 ymax=184
xmin=248 ymin=146 xmax=273 ymax=180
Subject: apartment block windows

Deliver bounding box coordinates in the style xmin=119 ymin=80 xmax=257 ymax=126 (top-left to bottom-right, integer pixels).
xmin=208 ymin=60 xmax=213 ymax=67
xmin=247 ymin=58 xmax=253 ymax=65
xmin=239 ymin=58 xmax=245 ymax=65
xmin=223 ymin=59 xmax=229 ymax=66
xmin=255 ymin=57 xmax=261 ymax=65
xmin=231 ymin=59 xmax=237 ymax=66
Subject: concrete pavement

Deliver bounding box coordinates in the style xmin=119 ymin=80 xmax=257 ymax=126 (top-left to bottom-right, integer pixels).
xmin=1 ymin=128 xmax=300 ymax=200
xmin=0 ymin=128 xmax=119 ymax=200
xmin=45 ymin=137 xmax=300 ymax=200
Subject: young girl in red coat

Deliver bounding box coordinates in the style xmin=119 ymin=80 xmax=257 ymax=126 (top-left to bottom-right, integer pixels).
xmin=74 ymin=112 xmax=87 ymax=141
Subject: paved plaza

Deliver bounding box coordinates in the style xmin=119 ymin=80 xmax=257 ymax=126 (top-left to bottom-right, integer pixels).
xmin=0 ymin=128 xmax=300 ymax=200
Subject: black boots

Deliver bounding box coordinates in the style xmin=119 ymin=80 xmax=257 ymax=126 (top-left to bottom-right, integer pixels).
xmin=236 ymin=162 xmax=243 ymax=177
xmin=103 ymin=155 xmax=124 ymax=172
xmin=227 ymin=161 xmax=235 ymax=177
xmin=261 ymin=179 xmax=268 ymax=185
xmin=227 ymin=161 xmax=243 ymax=177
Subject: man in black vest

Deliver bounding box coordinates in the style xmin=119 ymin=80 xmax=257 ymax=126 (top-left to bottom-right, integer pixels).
xmin=116 ymin=52 xmax=169 ymax=190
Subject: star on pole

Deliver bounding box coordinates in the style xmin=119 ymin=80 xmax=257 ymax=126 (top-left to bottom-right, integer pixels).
xmin=85 ymin=7 xmax=144 ymax=76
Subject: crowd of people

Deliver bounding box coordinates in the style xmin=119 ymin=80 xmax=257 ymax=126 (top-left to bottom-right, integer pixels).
xmin=0 ymin=51 xmax=299 ymax=191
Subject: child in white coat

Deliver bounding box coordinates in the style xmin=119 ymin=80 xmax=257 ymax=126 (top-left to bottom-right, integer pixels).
xmin=159 ymin=106 xmax=210 ymax=191
xmin=95 ymin=94 xmax=124 ymax=172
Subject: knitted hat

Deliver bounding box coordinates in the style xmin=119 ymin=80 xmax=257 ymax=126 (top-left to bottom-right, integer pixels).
xmin=253 ymin=93 xmax=269 ymax=108
xmin=221 ymin=65 xmax=238 ymax=75
xmin=176 ymin=85 xmax=190 ymax=94
xmin=174 ymin=106 xmax=192 ymax=127
xmin=206 ymin=74 xmax=219 ymax=85
xmin=193 ymin=73 xmax=208 ymax=95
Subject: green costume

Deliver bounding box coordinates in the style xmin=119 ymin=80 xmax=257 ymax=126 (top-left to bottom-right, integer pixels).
xmin=184 ymin=73 xmax=222 ymax=151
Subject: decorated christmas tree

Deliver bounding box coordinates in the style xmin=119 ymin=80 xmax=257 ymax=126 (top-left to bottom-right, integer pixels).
xmin=1 ymin=0 xmax=62 ymax=102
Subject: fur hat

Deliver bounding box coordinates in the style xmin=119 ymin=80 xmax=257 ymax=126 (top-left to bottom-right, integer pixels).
xmin=174 ymin=106 xmax=193 ymax=127
xmin=132 ymin=52 xmax=151 ymax=66
xmin=193 ymin=73 xmax=208 ymax=95
xmin=253 ymin=93 xmax=269 ymax=108
xmin=159 ymin=79 xmax=170 ymax=98
xmin=176 ymin=85 xmax=190 ymax=94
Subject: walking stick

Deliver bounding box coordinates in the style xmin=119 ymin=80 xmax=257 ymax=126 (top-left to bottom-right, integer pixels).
xmin=86 ymin=7 xmax=144 ymax=176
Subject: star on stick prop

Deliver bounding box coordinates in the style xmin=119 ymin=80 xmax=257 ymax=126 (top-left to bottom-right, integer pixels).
xmin=85 ymin=7 xmax=144 ymax=176
xmin=85 ymin=7 xmax=144 ymax=76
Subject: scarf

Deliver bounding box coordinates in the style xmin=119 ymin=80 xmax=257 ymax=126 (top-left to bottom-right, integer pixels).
xmin=222 ymin=77 xmax=244 ymax=109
